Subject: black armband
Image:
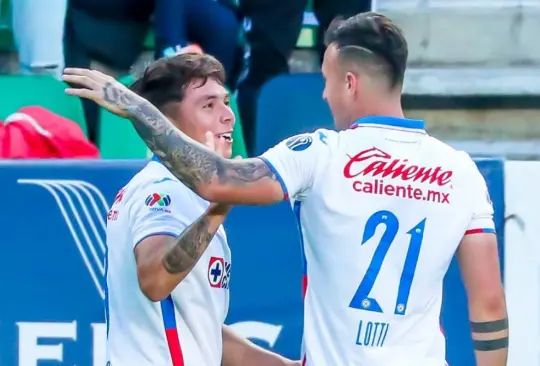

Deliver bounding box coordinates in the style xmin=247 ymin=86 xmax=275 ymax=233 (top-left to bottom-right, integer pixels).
xmin=470 ymin=318 xmax=508 ymax=333
xmin=473 ymin=337 xmax=509 ymax=351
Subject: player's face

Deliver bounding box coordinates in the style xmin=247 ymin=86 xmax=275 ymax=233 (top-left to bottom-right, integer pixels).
xmin=176 ymin=78 xmax=235 ymax=158
xmin=322 ymin=45 xmax=356 ymax=130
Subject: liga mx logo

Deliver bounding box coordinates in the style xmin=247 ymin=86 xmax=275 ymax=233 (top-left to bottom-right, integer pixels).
xmin=145 ymin=193 xmax=172 ymax=213
xmin=18 ymin=179 xmax=108 ymax=300
xmin=145 ymin=193 xmax=171 ymax=207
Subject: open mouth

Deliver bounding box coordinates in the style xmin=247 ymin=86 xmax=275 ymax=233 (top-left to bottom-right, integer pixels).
xmin=217 ymin=132 xmax=233 ymax=142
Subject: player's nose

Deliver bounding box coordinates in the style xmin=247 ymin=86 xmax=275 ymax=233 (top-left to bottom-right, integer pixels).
xmin=220 ymin=105 xmax=236 ymax=127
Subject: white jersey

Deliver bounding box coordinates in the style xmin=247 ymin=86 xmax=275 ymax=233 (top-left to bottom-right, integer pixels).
xmin=105 ymin=158 xmax=231 ymax=366
xmin=261 ymin=116 xmax=495 ymax=366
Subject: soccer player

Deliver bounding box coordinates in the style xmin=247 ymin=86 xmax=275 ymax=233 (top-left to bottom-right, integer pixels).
xmin=86 ymin=55 xmax=298 ymax=365
xmin=63 ymin=12 xmax=509 ymax=366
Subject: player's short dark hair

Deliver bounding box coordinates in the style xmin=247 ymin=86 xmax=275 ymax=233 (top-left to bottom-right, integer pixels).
xmin=324 ymin=12 xmax=408 ymax=88
xmin=129 ymin=53 xmax=226 ymax=115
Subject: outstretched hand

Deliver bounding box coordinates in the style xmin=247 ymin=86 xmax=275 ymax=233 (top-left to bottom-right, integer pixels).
xmin=62 ymin=68 xmax=138 ymax=118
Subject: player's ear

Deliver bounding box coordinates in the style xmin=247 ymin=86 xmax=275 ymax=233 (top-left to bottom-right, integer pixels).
xmin=345 ymin=72 xmax=357 ymax=93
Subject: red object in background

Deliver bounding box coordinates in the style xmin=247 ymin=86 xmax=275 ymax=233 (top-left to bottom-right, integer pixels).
xmin=0 ymin=106 xmax=99 ymax=159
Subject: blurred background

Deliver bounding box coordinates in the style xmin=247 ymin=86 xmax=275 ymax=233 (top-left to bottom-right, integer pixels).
xmin=1 ymin=0 xmax=539 ymax=159
xmin=0 ymin=1 xmax=538 ymax=366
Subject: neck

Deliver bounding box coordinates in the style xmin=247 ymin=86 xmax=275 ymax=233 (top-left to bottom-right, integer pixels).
xmin=349 ymin=97 xmax=404 ymax=126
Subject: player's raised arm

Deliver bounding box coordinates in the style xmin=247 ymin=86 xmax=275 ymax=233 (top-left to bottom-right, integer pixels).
xmin=63 ymin=67 xmax=285 ymax=205
xmin=457 ymin=160 xmax=508 ymax=366
xmin=131 ymin=178 xmax=230 ymax=302
xmin=221 ymin=325 xmax=300 ymax=366
xmin=63 ymin=67 xmax=325 ymax=205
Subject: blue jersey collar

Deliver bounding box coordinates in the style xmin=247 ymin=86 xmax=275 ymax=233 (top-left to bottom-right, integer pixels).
xmin=351 ymin=116 xmax=425 ymax=130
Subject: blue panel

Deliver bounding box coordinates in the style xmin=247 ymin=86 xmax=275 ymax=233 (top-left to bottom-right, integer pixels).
xmin=0 ymin=159 xmax=145 ymax=365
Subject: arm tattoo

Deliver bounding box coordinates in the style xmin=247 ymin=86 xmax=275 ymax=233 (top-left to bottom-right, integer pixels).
xmin=473 ymin=337 xmax=509 ymax=351
xmin=471 ymin=318 xmax=509 ymax=352
xmin=102 ymin=83 xmax=277 ymax=192
xmin=162 ymin=215 xmax=215 ymax=274
xmin=470 ymin=318 xmax=508 ymax=333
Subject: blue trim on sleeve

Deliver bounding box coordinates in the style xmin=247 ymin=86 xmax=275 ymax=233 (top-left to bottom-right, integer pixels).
xmin=153 ymin=177 xmax=175 ymax=184
xmin=293 ymin=201 xmax=307 ymax=275
xmin=258 ymin=157 xmax=289 ymax=200
xmin=465 ymin=228 xmax=496 ymax=235
xmin=134 ymin=231 xmax=179 ymax=248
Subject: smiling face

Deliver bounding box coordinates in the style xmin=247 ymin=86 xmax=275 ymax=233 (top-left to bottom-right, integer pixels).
xmin=174 ymin=78 xmax=235 ymax=158
xmin=129 ymin=53 xmax=234 ymax=158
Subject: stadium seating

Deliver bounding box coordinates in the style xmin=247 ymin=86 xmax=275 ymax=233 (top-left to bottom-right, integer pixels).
xmin=99 ymin=76 xmax=248 ymax=159
xmin=0 ymin=75 xmax=87 ymax=134
xmin=254 ymin=73 xmax=332 ymax=155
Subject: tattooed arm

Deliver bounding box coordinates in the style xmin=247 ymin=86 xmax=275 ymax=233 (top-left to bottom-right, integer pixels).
xmin=125 ymin=102 xmax=284 ymax=205
xmin=458 ymin=233 xmax=509 ymax=366
xmin=62 ymin=68 xmax=285 ymax=205
xmin=457 ymin=159 xmax=508 ymax=366
xmin=135 ymin=203 xmax=229 ymax=302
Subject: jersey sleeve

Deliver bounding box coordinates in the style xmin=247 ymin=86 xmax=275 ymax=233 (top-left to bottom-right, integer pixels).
xmin=129 ymin=178 xmax=203 ymax=248
xmin=259 ymin=130 xmax=330 ymax=201
xmin=463 ymin=159 xmax=496 ymax=236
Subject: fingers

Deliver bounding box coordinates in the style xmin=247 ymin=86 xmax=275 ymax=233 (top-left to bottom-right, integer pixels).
xmin=62 ymin=74 xmax=101 ymax=91
xmin=62 ymin=68 xmax=112 ymax=88
xmin=204 ymin=131 xmax=215 ymax=151
xmin=204 ymin=131 xmax=234 ymax=157
xmin=214 ymin=136 xmax=230 ymax=157
xmin=63 ymin=67 xmax=87 ymax=75
xmin=89 ymin=69 xmax=117 ymax=82
xmin=63 ymin=68 xmax=105 ymax=80
xmin=65 ymin=88 xmax=101 ymax=100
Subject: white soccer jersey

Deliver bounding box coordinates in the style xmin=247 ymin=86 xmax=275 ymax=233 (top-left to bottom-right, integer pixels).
xmin=105 ymin=157 xmax=231 ymax=366
xmin=261 ymin=116 xmax=495 ymax=366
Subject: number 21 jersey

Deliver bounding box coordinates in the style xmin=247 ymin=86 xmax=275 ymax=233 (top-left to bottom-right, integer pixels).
xmin=260 ymin=116 xmax=494 ymax=366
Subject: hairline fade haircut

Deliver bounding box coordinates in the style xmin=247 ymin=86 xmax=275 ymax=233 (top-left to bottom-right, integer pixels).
xmin=324 ymin=12 xmax=408 ymax=88
xmin=129 ymin=53 xmax=226 ymax=117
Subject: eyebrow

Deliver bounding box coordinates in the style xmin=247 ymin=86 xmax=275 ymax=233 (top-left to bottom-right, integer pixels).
xmin=198 ymin=93 xmax=229 ymax=103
